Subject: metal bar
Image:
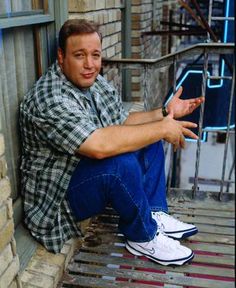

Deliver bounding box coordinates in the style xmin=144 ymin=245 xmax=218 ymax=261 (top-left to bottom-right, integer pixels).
xmin=167 ymin=57 xmax=177 ymax=194
xmin=219 ymin=62 xmax=235 ymax=198
xmin=192 ymin=50 xmax=208 ymax=198
xmin=190 ymin=0 xmax=218 ymax=42
xmin=102 ymin=43 xmax=234 ymax=66
xmin=160 ymin=20 xmax=202 ymax=29
xmin=202 ymin=128 xmax=234 ymax=133
xmin=211 ymin=16 xmax=235 ymax=21
xmin=226 ymin=156 xmax=235 ymax=192
xmin=208 ymin=0 xmax=213 ymax=41
xmin=142 ymin=30 xmax=207 ymax=36
xmin=168 ymin=9 xmax=173 ymax=54
xmin=121 ymin=0 xmax=132 ymax=101
xmin=177 ymin=0 xmax=205 ymax=29
xmin=207 ymin=75 xmax=232 ymax=80
xmin=143 ymin=64 xmax=149 ymax=111
xmin=190 ymin=0 xmax=233 ymax=73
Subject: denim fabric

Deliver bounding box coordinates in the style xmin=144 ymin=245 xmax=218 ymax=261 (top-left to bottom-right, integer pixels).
xmin=67 ymin=141 xmax=168 ymax=242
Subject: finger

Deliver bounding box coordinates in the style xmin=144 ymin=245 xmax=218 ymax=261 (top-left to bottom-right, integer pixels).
xmin=178 ymin=121 xmax=198 ymax=128
xmin=173 ymin=86 xmax=183 ymax=99
xmin=182 ymin=127 xmax=199 ymax=140
xmin=173 ymin=143 xmax=178 ymax=152
xmin=179 ymin=134 xmax=186 ymax=149
xmin=198 ymin=96 xmax=205 ymax=103
xmin=189 ymin=96 xmax=205 ymax=105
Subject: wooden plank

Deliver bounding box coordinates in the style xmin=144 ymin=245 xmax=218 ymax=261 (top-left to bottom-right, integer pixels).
xmin=80 ymin=241 xmax=235 ymax=265
xmin=185 ymin=242 xmax=234 ymax=255
xmin=86 ymin=224 xmax=235 ymax=244
xmin=189 ymin=232 xmax=235 ymax=244
xmin=75 ymin=252 xmax=235 ymax=278
xmin=97 ymin=213 xmax=235 ymax=227
xmin=60 ymin=274 xmax=160 ymax=288
xmin=192 ymin=223 xmax=234 ymax=235
xmin=61 ymin=195 xmax=235 ymax=287
xmin=168 ymin=200 xmax=235 ymax=211
xmin=82 ymin=232 xmax=235 ymax=255
xmin=68 ymin=263 xmax=235 ymax=288
xmin=80 ymin=242 xmax=235 ymax=265
xmin=103 ymin=207 xmax=235 ymax=220
xmin=193 ymin=254 xmax=235 ymax=266
xmin=169 ymin=207 xmax=235 ymax=218
xmin=170 ymin=214 xmax=235 ymax=227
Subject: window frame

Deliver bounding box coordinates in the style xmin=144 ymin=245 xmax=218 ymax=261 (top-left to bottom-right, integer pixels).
xmin=0 ymin=0 xmax=68 ymax=271
xmin=0 ymin=0 xmax=55 ymax=29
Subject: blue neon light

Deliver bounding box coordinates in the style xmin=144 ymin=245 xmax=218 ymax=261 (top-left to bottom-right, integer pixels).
xmin=165 ymin=0 xmax=234 ymax=142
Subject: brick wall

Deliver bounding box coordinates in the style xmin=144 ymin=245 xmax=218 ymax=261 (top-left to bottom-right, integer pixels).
xmin=160 ymin=1 xmax=182 ymax=100
xmin=69 ymin=0 xmax=122 ymax=92
xmin=0 ymin=114 xmax=20 ymax=287
xmin=131 ymin=0 xmax=163 ymax=107
xmin=68 ymin=0 xmax=181 ymax=108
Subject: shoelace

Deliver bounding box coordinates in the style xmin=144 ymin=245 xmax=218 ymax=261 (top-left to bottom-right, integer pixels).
xmin=153 ymin=212 xmax=185 ymax=229
xmin=154 ymin=230 xmax=180 ymax=248
xmin=152 ymin=212 xmax=165 ymax=231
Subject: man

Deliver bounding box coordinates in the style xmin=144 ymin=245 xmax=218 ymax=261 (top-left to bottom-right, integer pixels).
xmin=20 ymin=19 xmax=204 ymax=266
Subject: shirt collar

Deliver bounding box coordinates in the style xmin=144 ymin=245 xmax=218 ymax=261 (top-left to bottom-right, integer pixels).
xmin=53 ymin=61 xmax=94 ymax=100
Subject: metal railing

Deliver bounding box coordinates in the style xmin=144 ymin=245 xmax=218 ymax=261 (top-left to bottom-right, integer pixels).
xmin=103 ymin=42 xmax=235 ymax=200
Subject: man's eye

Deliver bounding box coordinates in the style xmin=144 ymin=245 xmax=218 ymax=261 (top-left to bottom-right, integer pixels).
xmin=75 ymin=54 xmax=84 ymax=58
xmin=93 ymin=54 xmax=101 ymax=58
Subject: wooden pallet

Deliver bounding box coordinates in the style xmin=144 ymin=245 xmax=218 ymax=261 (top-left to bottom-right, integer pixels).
xmin=58 ymin=191 xmax=235 ymax=288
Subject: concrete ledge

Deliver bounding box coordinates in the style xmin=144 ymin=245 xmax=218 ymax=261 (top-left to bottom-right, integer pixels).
xmin=18 ymin=218 xmax=92 ymax=288
xmin=19 ymin=238 xmax=81 ymax=288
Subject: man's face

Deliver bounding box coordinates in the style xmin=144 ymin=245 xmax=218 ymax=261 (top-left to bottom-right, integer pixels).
xmin=58 ymin=32 xmax=102 ymax=89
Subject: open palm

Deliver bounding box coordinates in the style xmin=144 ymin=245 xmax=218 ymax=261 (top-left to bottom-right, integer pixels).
xmin=167 ymin=86 xmax=205 ymax=119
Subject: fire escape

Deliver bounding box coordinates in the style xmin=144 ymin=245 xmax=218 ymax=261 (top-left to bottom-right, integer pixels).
xmin=59 ymin=1 xmax=235 ymax=287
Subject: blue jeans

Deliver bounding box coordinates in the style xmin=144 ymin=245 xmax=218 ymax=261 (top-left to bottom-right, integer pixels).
xmin=67 ymin=141 xmax=168 ymax=242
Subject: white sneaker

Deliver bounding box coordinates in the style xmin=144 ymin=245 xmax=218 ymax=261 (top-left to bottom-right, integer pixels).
xmin=152 ymin=211 xmax=198 ymax=240
xmin=126 ymin=231 xmax=194 ymax=266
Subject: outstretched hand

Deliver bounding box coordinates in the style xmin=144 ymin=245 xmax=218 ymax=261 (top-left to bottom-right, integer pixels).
xmin=166 ymin=86 xmax=205 ymax=119
xmin=162 ymin=116 xmax=199 ymax=151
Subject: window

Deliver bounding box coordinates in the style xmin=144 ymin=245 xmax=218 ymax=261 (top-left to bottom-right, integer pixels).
xmin=0 ymin=0 xmax=68 ymax=226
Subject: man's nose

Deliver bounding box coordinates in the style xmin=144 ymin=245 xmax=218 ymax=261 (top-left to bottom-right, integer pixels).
xmin=84 ymin=56 xmax=93 ymax=68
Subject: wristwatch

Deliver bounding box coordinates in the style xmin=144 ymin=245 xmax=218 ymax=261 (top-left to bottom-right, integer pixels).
xmin=162 ymin=106 xmax=169 ymax=117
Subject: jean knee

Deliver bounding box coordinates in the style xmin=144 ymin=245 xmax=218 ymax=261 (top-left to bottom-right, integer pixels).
xmin=112 ymin=152 xmax=142 ymax=179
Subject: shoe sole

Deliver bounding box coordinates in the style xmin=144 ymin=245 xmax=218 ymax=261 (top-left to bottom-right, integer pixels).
xmin=126 ymin=242 xmax=194 ymax=266
xmin=164 ymin=228 xmax=198 ymax=240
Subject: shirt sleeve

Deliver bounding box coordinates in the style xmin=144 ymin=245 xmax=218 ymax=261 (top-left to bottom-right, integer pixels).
xmin=94 ymin=75 xmax=129 ymax=125
xmin=110 ymin=89 xmax=129 ymax=124
xmin=34 ymin=98 xmax=97 ymax=155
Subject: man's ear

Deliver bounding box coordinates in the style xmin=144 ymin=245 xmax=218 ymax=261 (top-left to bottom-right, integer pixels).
xmin=57 ymin=48 xmax=64 ymax=66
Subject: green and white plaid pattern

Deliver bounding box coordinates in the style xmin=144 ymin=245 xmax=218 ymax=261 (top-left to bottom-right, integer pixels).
xmin=20 ymin=62 xmax=128 ymax=253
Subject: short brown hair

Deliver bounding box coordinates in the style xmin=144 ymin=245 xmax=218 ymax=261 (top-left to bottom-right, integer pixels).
xmin=58 ymin=19 xmax=102 ymax=53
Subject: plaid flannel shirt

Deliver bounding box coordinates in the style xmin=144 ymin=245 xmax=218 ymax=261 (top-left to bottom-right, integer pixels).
xmin=20 ymin=61 xmax=129 ymax=253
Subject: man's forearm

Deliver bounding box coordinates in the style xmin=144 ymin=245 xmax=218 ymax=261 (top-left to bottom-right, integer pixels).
xmin=78 ymin=120 xmax=166 ymax=159
xmin=124 ymin=108 xmax=163 ymax=125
